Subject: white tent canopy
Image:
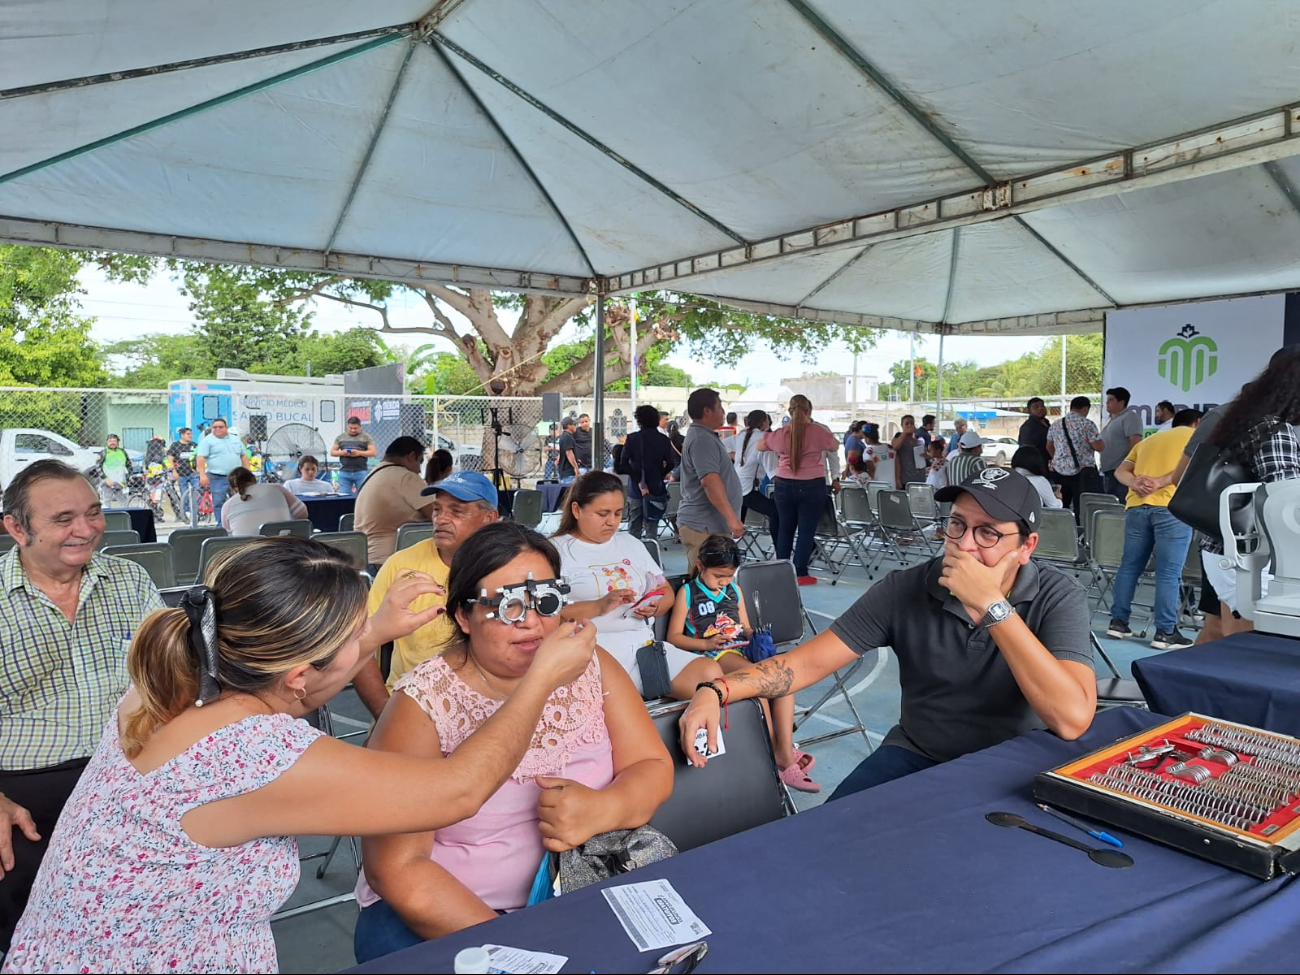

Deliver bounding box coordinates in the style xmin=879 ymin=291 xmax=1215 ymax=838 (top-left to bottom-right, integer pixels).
xmin=3 ymin=0 xmax=1300 ymax=335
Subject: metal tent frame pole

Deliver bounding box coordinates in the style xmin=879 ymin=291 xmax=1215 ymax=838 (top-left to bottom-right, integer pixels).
xmin=594 ymin=293 xmax=606 ymax=471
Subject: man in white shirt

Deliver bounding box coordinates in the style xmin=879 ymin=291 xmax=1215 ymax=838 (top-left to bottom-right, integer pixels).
xmin=1154 ymin=400 xmax=1175 ymax=432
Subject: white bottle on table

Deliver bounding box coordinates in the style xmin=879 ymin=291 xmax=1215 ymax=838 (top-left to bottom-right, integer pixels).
xmin=453 ymin=946 xmax=491 ymax=974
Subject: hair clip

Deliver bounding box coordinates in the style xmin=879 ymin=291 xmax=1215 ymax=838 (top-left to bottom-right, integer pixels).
xmin=180 ymin=585 xmax=221 ymax=706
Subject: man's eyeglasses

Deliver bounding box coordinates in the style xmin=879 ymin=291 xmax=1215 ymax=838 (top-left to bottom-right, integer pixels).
xmin=939 ymin=516 xmax=1019 ymax=549
xmin=463 ymin=573 xmax=571 ymax=623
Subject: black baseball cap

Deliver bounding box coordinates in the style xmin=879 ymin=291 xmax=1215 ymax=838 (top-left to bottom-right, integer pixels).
xmin=935 ymin=467 xmax=1042 ymax=532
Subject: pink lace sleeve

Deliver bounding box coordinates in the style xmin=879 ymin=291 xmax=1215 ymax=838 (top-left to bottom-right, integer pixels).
xmin=393 ymin=652 xmax=609 ymax=780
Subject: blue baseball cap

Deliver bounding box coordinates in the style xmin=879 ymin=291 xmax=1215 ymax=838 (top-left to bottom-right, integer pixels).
xmin=421 ymin=470 xmax=498 ymax=506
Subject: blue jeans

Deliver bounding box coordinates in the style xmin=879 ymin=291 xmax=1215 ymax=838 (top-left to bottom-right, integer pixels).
xmin=337 ymin=469 xmax=368 ymax=495
xmin=828 ymin=745 xmax=938 ymax=801
xmin=353 ymin=899 xmax=423 ymax=963
xmin=207 ymin=475 xmax=230 ymax=513
xmin=773 ymin=477 xmax=828 ymax=576
xmin=176 ymin=472 xmax=200 ymax=516
xmin=1109 ymin=504 xmax=1193 ymax=633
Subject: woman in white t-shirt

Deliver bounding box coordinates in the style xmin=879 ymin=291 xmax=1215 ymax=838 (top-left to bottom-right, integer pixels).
xmin=727 ymin=410 xmax=781 ymax=542
xmin=552 ymin=473 xmax=722 ymax=699
xmin=282 ymin=455 xmax=336 ymax=495
xmin=221 ymin=467 xmax=309 ymax=536
xmin=1011 ymin=447 xmax=1063 ymax=509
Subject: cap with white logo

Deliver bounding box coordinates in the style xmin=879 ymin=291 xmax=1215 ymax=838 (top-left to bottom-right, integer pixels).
xmin=934 ymin=466 xmax=1042 ymax=531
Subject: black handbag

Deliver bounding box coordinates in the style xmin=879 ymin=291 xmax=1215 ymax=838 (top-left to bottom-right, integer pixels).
xmin=635 ymin=641 xmax=673 ymax=700
xmin=1168 ymin=442 xmax=1255 ymax=540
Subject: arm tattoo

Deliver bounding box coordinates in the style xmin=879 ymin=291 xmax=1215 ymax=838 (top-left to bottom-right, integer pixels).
xmin=735 ymin=657 xmax=796 ymax=699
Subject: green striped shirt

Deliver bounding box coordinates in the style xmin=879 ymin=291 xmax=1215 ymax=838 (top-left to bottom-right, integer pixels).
xmin=0 ymin=549 xmax=163 ymax=770
xmin=946 ymin=453 xmax=987 ymax=489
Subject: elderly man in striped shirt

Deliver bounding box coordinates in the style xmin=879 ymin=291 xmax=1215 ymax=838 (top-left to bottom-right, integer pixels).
xmin=0 ymin=461 xmax=162 ymax=955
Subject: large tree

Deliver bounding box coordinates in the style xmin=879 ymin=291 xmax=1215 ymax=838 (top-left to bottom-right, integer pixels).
xmin=0 ymin=245 xmax=105 ymax=387
xmin=96 ymin=257 xmax=881 ymax=395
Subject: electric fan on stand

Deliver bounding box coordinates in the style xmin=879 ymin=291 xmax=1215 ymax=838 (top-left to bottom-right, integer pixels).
xmin=264 ymin=423 xmax=329 ymax=484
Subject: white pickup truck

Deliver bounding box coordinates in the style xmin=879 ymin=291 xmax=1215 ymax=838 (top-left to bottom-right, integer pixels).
xmin=0 ymin=428 xmax=105 ymax=490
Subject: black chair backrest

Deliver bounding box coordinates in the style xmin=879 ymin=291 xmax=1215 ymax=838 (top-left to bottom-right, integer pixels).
xmin=642 ymin=537 xmax=662 ymax=567
xmin=735 ymin=560 xmax=805 ymax=645
xmin=96 ymin=529 xmax=141 ymax=550
xmin=159 ymin=586 xmax=188 ymax=607
xmin=513 ymin=489 xmax=544 ymax=529
xmin=259 ymin=519 xmax=313 ymax=539
xmin=646 ymin=699 xmax=792 ymax=852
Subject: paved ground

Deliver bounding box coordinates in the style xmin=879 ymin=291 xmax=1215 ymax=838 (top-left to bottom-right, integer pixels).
xmin=265 ymin=518 xmax=1176 ymax=971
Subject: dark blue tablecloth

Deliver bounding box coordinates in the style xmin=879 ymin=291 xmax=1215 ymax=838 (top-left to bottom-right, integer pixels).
xmin=123 ymin=507 xmax=157 ymax=543
xmin=300 ymin=495 xmax=356 ymax=533
xmin=540 ymin=481 xmax=567 ymax=512
xmin=347 ymin=708 xmax=1300 ymax=974
xmin=1134 ymin=631 xmax=1300 ymax=735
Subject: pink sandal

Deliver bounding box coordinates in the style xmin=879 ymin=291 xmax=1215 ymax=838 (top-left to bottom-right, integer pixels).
xmin=791 ymin=749 xmax=817 ymax=773
xmin=779 ymin=761 xmax=822 ymax=793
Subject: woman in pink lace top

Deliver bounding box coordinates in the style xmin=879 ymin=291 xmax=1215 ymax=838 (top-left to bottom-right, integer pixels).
xmin=3 ymin=537 xmax=598 ymax=975
xmin=354 ymin=522 xmax=673 ymax=963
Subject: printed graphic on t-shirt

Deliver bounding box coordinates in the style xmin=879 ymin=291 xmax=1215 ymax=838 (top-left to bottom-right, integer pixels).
xmin=599 ymin=560 xmax=635 ymax=591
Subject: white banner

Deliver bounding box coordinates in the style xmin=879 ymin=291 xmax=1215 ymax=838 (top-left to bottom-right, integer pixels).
xmin=1104 ymin=295 xmax=1285 ymax=429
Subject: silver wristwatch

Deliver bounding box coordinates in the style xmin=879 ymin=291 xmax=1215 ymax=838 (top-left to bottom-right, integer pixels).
xmin=980 ymin=599 xmax=1016 ymax=628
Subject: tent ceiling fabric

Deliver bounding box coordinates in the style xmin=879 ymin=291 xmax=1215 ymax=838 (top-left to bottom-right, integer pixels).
xmin=2 ymin=0 xmax=1300 ymax=335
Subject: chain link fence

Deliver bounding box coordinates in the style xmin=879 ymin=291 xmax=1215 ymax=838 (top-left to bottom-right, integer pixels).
xmin=0 ymin=381 xmax=1108 ymax=517
xmin=0 ymin=387 xmax=641 ymax=513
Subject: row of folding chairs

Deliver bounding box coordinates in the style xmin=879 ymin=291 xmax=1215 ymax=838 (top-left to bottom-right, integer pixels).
xmin=104 ymin=521 xmax=368 ymax=590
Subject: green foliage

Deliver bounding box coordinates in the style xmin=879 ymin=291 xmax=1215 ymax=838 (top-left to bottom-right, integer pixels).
xmin=175 ymin=264 xmax=310 ymax=370
xmin=0 ymin=245 xmax=106 ymax=387
xmin=633 ymin=293 xmax=880 ymax=369
xmin=103 ymin=333 xmax=216 ymax=388
xmin=878 ymin=334 xmax=1104 ymax=401
xmin=248 ymin=327 xmax=394 ymax=377
xmin=415 ymin=352 xmax=482 ymax=396
xmin=538 ymin=336 xmax=694 ymax=392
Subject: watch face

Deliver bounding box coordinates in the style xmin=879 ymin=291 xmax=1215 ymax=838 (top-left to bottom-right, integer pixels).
xmin=987 ymin=601 xmax=1012 ymax=622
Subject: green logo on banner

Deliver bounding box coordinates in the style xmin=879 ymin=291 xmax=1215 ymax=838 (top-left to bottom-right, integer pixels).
xmin=1157 ymin=324 xmax=1218 ymax=392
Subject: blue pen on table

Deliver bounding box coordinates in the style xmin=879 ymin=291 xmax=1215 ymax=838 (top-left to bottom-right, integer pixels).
xmin=1036 ymin=803 xmax=1123 ymax=848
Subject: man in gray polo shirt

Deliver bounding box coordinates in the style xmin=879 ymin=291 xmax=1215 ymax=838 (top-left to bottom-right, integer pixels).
xmin=677 ymin=468 xmax=1096 ymax=794
xmin=676 ymin=387 xmax=744 ymax=569
xmin=1100 ymin=387 xmax=1144 ymax=502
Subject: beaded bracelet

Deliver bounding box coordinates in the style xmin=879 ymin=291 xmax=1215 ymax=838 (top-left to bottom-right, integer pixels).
xmin=696 ymin=681 xmax=728 ymax=729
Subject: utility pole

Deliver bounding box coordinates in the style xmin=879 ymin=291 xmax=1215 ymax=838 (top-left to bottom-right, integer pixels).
xmin=909 ymin=332 xmax=916 ymax=403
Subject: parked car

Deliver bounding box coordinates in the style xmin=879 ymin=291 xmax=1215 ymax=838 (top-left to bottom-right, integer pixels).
xmin=980 ymin=436 xmax=1019 ymax=467
xmin=426 ymin=430 xmax=483 ymax=472
xmin=0 ymin=429 xmax=103 ymax=490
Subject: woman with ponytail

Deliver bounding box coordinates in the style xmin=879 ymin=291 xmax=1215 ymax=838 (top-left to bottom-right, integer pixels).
xmin=4 ymin=537 xmax=597 ymax=974
xmin=219 ymin=466 xmax=307 ymax=536
xmin=757 ymin=394 xmax=840 ymax=586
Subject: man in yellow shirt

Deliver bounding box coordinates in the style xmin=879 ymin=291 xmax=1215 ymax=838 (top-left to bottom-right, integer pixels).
xmin=1106 ymin=409 xmax=1202 ymax=650
xmin=352 ymin=471 xmax=500 ymax=716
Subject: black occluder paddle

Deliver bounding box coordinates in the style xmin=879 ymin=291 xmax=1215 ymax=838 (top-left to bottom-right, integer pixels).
xmin=986 ymin=811 xmax=1134 ymax=868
